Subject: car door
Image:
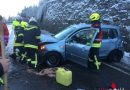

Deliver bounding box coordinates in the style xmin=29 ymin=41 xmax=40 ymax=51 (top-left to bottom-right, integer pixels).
xmin=100 ymin=28 xmax=118 ymax=57
xmin=65 ymin=28 xmax=98 ymax=67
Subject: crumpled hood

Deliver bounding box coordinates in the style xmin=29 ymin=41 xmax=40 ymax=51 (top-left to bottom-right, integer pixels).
xmin=40 ymin=34 xmax=58 ymax=43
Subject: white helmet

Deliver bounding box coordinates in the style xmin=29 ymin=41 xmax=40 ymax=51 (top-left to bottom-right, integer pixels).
xmin=16 ymin=15 xmax=22 ymax=21
xmin=29 ymin=17 xmax=37 ymax=23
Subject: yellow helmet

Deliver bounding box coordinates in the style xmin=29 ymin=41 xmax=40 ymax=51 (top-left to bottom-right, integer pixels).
xmin=89 ymin=12 xmax=100 ymax=21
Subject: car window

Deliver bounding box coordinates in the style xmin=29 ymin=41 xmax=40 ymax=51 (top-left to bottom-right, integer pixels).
xmin=102 ymin=29 xmax=109 ymax=39
xmin=70 ymin=29 xmax=96 ymax=45
xmin=54 ymin=26 xmax=76 ymax=40
xmin=102 ymin=28 xmax=118 ymax=39
xmin=108 ymin=29 xmax=118 ymax=39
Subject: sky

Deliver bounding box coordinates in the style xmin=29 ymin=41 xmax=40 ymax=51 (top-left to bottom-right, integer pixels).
xmin=0 ymin=0 xmax=39 ymax=19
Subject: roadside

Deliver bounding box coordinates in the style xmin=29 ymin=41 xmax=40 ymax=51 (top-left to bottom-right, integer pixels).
xmin=122 ymin=52 xmax=130 ymax=67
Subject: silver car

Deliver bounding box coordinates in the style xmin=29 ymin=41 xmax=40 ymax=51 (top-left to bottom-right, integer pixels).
xmin=39 ymin=23 xmax=124 ymax=67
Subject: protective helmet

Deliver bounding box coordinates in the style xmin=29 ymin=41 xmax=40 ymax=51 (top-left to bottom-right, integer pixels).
xmin=29 ymin=17 xmax=37 ymax=23
xmin=89 ymin=12 xmax=100 ymax=21
xmin=16 ymin=16 xmax=22 ymax=21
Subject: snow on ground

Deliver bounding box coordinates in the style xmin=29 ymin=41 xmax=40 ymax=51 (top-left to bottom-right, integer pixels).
xmin=6 ymin=24 xmax=15 ymax=55
xmin=124 ymin=52 xmax=130 ymax=57
xmin=122 ymin=52 xmax=130 ymax=66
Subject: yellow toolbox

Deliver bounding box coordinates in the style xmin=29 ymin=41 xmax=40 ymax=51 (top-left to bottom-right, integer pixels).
xmin=56 ymin=68 xmax=72 ymax=86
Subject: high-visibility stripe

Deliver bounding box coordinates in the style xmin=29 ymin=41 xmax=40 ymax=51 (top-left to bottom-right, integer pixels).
xmin=21 ymin=52 xmax=27 ymax=61
xmin=35 ymin=53 xmax=38 ymax=67
xmin=92 ymin=42 xmax=101 ymax=48
xmin=18 ymin=33 xmax=24 ymax=36
xmin=94 ymin=55 xmax=101 ymax=70
xmin=36 ymin=36 xmax=41 ymax=39
xmin=25 ymin=26 xmax=38 ymax=30
xmin=88 ymin=58 xmax=93 ymax=62
xmin=31 ymin=53 xmax=38 ymax=67
xmin=31 ymin=61 xmax=37 ymax=64
xmin=14 ymin=43 xmax=24 ymax=46
xmin=24 ymin=44 xmax=38 ymax=49
xmin=0 ymin=78 xmax=4 ymax=85
xmin=86 ymin=42 xmax=90 ymax=46
xmin=94 ymin=39 xmax=102 ymax=41
xmin=15 ymin=51 xmax=19 ymax=57
xmin=27 ymin=59 xmax=31 ymax=62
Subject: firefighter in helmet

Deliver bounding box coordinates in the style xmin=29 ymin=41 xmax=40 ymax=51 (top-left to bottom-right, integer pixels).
xmin=88 ymin=12 xmax=103 ymax=71
xmin=23 ymin=17 xmax=41 ymax=69
xmin=10 ymin=16 xmax=24 ymax=60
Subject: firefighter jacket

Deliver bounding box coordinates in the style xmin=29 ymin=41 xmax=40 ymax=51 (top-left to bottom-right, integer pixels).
xmin=24 ymin=25 xmax=41 ymax=49
xmin=92 ymin=30 xmax=103 ymax=48
xmin=91 ymin=20 xmax=103 ymax=48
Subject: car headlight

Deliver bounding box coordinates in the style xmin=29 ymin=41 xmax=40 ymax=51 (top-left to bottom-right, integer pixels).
xmin=40 ymin=45 xmax=46 ymax=50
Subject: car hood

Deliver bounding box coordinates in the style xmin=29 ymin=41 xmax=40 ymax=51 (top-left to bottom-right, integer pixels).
xmin=40 ymin=34 xmax=58 ymax=43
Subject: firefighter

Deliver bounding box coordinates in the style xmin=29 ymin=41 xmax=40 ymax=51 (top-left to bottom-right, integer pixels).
xmin=10 ymin=17 xmax=24 ymax=60
xmin=88 ymin=12 xmax=103 ymax=71
xmin=24 ymin=17 xmax=41 ymax=69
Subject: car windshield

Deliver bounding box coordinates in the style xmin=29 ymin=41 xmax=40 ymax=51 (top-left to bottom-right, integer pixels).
xmin=54 ymin=26 xmax=76 ymax=40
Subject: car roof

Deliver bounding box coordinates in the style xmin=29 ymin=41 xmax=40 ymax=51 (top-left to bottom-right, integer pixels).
xmin=71 ymin=23 xmax=119 ymax=30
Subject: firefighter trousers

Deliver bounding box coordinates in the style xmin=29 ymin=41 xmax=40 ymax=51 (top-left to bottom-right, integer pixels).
xmin=25 ymin=47 xmax=38 ymax=68
xmin=13 ymin=46 xmax=24 ymax=59
xmin=88 ymin=47 xmax=101 ymax=70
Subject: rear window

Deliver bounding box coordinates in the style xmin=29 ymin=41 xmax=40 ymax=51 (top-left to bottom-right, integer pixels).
xmin=102 ymin=28 xmax=118 ymax=39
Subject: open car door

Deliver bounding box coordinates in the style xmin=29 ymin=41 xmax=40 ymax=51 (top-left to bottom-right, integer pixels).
xmin=65 ymin=28 xmax=99 ymax=67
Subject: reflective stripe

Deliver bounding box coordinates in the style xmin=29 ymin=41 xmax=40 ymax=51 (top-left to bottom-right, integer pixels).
xmin=25 ymin=26 xmax=38 ymax=30
xmin=21 ymin=52 xmax=27 ymax=61
xmin=86 ymin=42 xmax=90 ymax=46
xmin=95 ymin=39 xmax=102 ymax=41
xmin=15 ymin=48 xmax=20 ymax=56
xmin=24 ymin=44 xmax=38 ymax=49
xmin=0 ymin=78 xmax=4 ymax=85
xmin=31 ymin=61 xmax=37 ymax=64
xmin=94 ymin=55 xmax=101 ymax=70
xmin=36 ymin=36 xmax=41 ymax=39
xmin=15 ymin=51 xmax=19 ymax=57
xmin=27 ymin=59 xmax=31 ymax=62
xmin=14 ymin=43 xmax=24 ymax=46
xmin=92 ymin=42 xmax=101 ymax=48
xmin=18 ymin=33 xmax=24 ymax=36
xmin=31 ymin=53 xmax=38 ymax=67
xmin=88 ymin=58 xmax=93 ymax=62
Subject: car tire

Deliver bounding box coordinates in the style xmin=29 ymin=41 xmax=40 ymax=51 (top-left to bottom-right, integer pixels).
xmin=107 ymin=50 xmax=123 ymax=62
xmin=46 ymin=52 xmax=61 ymax=67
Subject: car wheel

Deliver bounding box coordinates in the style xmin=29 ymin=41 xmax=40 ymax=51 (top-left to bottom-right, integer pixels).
xmin=46 ymin=52 xmax=61 ymax=67
xmin=107 ymin=50 xmax=123 ymax=62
